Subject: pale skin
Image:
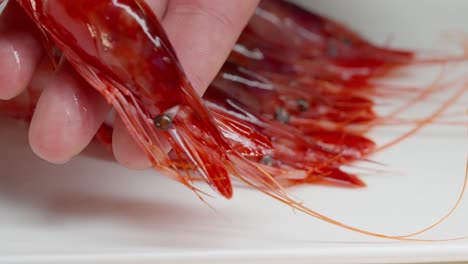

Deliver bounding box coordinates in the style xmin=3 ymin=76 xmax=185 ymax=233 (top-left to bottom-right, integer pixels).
xmin=0 ymin=0 xmax=260 ymax=169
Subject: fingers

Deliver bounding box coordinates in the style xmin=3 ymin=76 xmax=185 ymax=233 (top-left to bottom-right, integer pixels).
xmin=1 ymin=2 xmax=109 ymax=165
xmin=162 ymin=0 xmax=260 ymax=95
xmin=29 ymin=62 xmax=109 ymax=164
xmin=0 ymin=1 xmax=42 ymax=100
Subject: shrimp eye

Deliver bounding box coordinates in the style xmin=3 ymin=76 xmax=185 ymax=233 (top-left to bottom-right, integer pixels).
xmin=274 ymin=107 xmax=290 ymax=124
xmin=342 ymin=37 xmax=353 ymax=46
xmin=296 ymin=99 xmax=309 ymax=112
xmin=260 ymin=155 xmax=274 ymax=166
xmin=153 ymin=114 xmax=172 ymax=130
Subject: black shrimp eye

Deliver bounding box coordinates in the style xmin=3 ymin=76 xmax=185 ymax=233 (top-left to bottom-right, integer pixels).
xmin=342 ymin=37 xmax=353 ymax=46
xmin=296 ymin=99 xmax=309 ymax=112
xmin=260 ymin=155 xmax=274 ymax=166
xmin=274 ymin=107 xmax=290 ymax=124
xmin=153 ymin=114 xmax=172 ymax=130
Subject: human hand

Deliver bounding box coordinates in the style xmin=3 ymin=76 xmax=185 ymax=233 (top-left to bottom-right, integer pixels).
xmin=0 ymin=0 xmax=260 ymax=168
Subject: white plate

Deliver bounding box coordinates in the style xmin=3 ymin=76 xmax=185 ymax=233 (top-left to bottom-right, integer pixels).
xmin=1 ymin=0 xmax=468 ymax=263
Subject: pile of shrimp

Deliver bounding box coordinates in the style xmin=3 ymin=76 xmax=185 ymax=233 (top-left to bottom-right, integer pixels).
xmin=1 ymin=0 xmax=467 ymax=240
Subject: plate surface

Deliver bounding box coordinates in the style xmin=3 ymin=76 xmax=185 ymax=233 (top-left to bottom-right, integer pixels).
xmin=1 ymin=0 xmax=468 ymax=263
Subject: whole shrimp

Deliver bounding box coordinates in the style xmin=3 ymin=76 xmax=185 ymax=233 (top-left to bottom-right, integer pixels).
xmin=4 ymin=0 xmax=467 ymax=241
xmin=14 ymin=0 xmax=245 ymax=198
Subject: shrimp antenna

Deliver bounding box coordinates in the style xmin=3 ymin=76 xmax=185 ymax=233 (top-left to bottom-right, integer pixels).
xmin=230 ymin=81 xmax=467 ymax=241
xmin=236 ymin=158 xmax=468 ymax=241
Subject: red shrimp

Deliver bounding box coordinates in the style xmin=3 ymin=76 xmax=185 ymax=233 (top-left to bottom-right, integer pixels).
xmin=2 ymin=0 xmax=466 ymax=241
xmin=230 ymin=34 xmax=399 ymax=85
xmin=211 ymin=62 xmax=377 ymax=125
xmin=229 ymin=0 xmax=415 ymax=84
xmin=204 ymin=63 xmax=375 ymax=187
xmin=253 ymin=0 xmax=414 ymax=62
xmin=13 ymin=0 xmax=255 ymax=199
xmin=204 ymin=97 xmax=370 ymax=187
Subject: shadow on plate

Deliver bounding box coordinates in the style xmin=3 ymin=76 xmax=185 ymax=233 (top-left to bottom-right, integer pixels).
xmin=0 ymin=120 xmax=215 ymax=233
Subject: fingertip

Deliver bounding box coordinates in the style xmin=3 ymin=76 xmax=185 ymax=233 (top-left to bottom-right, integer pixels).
xmin=28 ymin=81 xmax=73 ymax=164
xmin=28 ymin=106 xmax=73 ymax=164
xmin=0 ymin=1 xmax=43 ymax=100
xmin=29 ymin=63 xmax=109 ymax=164
xmin=0 ymin=33 xmax=42 ymax=101
xmin=29 ymin=135 xmax=72 ymax=165
xmin=112 ymin=116 xmax=152 ymax=170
